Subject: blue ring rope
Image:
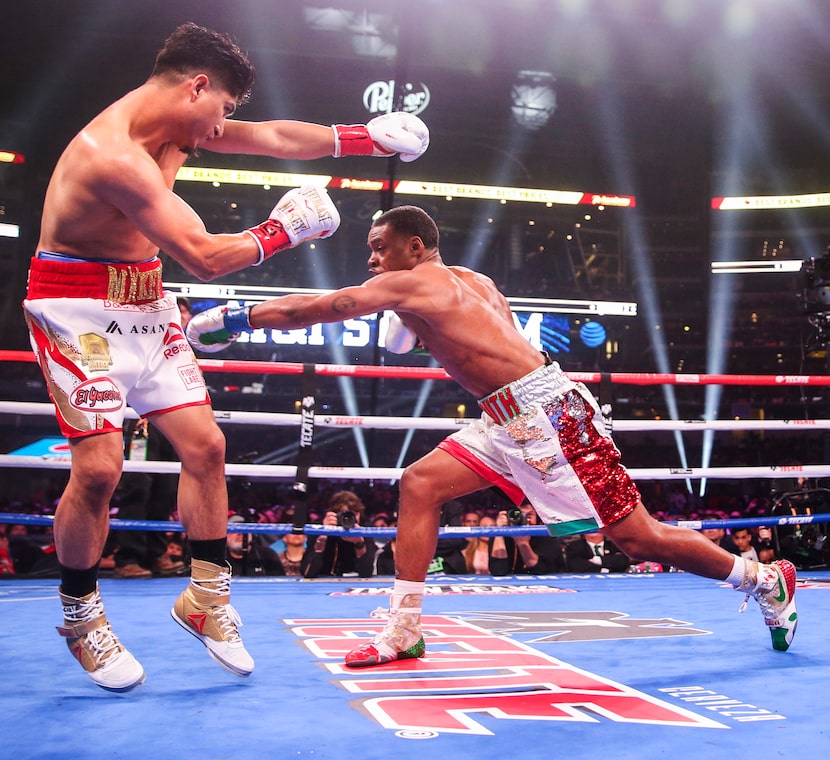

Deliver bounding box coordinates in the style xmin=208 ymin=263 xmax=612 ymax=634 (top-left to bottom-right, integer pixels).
xmin=1 ymin=512 xmax=828 ymax=536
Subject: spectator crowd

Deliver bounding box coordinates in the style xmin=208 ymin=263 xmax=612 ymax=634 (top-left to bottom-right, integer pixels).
xmin=4 ymin=473 xmax=823 ymax=579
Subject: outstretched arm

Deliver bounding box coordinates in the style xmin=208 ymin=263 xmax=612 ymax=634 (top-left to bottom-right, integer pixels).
xmin=247 ymin=283 xmax=397 ymax=330
xmin=209 ymin=120 xmax=336 ymax=159
xmin=212 ymin=113 xmax=429 ymax=162
xmin=186 ymin=274 xmax=412 ymax=352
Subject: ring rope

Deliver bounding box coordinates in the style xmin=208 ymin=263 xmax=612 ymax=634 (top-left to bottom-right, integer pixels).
xmin=2 ymin=401 xmax=830 ymax=433
xmin=3 ymin=349 xmax=830 ymax=386
xmin=3 ymin=356 xmax=826 ymax=555
xmin=2 ymin=356 xmax=827 ymax=503
xmin=1 ymin=512 xmax=828 ymax=536
xmin=1 ymin=455 xmax=828 ymax=481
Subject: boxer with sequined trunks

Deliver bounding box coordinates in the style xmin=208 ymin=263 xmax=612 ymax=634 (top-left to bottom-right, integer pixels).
xmin=186 ymin=204 xmax=799 ymax=666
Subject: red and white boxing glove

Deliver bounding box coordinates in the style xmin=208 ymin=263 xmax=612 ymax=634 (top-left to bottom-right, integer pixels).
xmin=246 ymin=185 xmax=341 ymax=266
xmin=332 ymin=112 xmax=429 ymax=162
xmin=384 ymin=312 xmax=418 ymax=354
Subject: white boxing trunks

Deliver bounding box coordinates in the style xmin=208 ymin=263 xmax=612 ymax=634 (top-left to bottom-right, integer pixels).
xmin=22 ymin=255 xmax=209 ymax=439
xmin=437 ymin=360 xmax=641 ymax=536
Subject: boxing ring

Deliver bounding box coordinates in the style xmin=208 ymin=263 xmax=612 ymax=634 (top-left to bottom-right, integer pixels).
xmin=2 ymin=350 xmax=830 ymax=759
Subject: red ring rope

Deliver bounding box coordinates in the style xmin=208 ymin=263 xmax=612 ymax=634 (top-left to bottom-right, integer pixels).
xmin=2 ymin=350 xmax=828 ymax=386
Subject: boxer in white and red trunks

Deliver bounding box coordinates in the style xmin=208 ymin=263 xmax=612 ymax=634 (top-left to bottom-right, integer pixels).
xmin=187 ymin=204 xmax=799 ymax=667
xmin=24 ymin=254 xmax=207 ymax=438
xmin=26 ymin=21 xmax=428 ymax=694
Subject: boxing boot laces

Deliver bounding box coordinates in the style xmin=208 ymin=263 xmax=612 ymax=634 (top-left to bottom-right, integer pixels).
xmin=171 ymin=559 xmax=254 ymax=676
xmin=57 ymin=584 xmax=146 ymax=692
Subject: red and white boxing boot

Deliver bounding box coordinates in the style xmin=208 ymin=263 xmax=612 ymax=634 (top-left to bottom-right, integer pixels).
xmin=345 ymin=588 xmax=425 ymax=668
xmin=737 ymin=559 xmax=798 ymax=651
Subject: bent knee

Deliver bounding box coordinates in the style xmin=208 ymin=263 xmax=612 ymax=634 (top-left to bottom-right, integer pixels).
xmin=400 ymin=463 xmax=444 ymax=508
xmin=69 ymin=458 xmax=122 ymax=499
xmin=179 ymin=426 xmax=226 ymax=469
xmin=400 ymin=462 xmax=427 ymax=493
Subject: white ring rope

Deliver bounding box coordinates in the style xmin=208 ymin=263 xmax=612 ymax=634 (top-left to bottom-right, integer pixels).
xmin=2 ymin=401 xmax=830 ymax=433
xmin=3 ymin=360 xmax=829 ymax=538
xmin=1 ymin=455 xmax=829 ymax=482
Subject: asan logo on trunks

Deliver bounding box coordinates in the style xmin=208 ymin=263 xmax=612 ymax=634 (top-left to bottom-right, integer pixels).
xmin=70 ymin=378 xmax=123 ymax=413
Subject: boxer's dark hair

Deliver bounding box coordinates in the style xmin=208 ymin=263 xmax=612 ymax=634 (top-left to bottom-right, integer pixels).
xmin=373 ymin=205 xmax=439 ymax=249
xmin=152 ymin=22 xmax=255 ymax=106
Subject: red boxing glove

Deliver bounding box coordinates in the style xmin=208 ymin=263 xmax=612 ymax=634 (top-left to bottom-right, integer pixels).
xmin=332 ymin=124 xmax=381 ymax=157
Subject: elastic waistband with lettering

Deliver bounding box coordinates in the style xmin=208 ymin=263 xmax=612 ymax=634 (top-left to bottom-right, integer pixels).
xmin=478 ymin=361 xmax=575 ymax=424
xmin=26 ymin=256 xmax=164 ymax=304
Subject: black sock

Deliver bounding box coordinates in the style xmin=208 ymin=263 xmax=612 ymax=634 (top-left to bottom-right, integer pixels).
xmin=189 ymin=538 xmax=227 ymax=567
xmin=59 ymin=562 xmax=100 ymax=599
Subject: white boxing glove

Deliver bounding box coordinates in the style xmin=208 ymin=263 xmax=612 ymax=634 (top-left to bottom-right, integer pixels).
xmin=332 ymin=112 xmax=429 ymax=162
xmin=384 ymin=312 xmax=418 ymax=354
xmin=186 ymin=305 xmax=253 ymax=353
xmin=246 ymin=185 xmax=341 ymax=266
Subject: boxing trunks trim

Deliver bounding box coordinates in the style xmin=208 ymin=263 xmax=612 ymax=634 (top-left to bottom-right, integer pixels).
xmin=26 ymin=254 xmax=164 ymax=305
xmin=478 ymin=360 xmax=572 ymax=425
xmin=440 ymin=360 xmax=640 ymax=536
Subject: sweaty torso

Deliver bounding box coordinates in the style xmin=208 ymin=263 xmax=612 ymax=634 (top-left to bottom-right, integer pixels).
xmin=395 ymin=264 xmax=546 ymax=398
xmin=36 ymin=93 xmax=185 ymax=262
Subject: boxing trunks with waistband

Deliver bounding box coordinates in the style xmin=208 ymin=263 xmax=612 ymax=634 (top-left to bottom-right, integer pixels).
xmin=22 ymin=253 xmax=209 ymax=438
xmin=437 ymin=360 xmax=641 ymax=536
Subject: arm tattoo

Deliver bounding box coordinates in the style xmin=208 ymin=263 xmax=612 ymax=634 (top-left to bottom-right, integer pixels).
xmin=331 ymin=294 xmax=358 ymax=314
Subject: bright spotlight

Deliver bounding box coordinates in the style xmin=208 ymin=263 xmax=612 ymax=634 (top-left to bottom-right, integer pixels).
xmin=511 ymin=71 xmax=557 ymax=130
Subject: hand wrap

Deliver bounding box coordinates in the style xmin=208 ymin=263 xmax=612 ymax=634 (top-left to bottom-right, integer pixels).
xmin=247 ymin=185 xmax=340 ymax=266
